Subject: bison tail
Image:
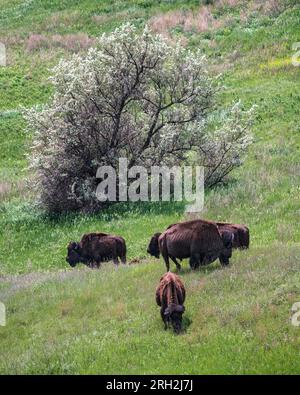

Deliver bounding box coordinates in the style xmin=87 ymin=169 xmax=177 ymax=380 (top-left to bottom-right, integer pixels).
xmin=120 ymin=242 xmax=127 ymax=264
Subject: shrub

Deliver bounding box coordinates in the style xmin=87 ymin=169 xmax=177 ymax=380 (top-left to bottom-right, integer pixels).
xmin=25 ymin=24 xmax=254 ymax=214
xmin=199 ymin=102 xmax=255 ymax=187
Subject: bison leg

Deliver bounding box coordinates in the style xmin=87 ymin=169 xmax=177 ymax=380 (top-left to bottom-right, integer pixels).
xmin=189 ymin=256 xmax=197 ymax=270
xmin=120 ymin=255 xmax=126 ymax=265
xmin=162 ymin=254 xmax=170 ymax=272
xmin=219 ymin=255 xmax=230 ymax=267
xmin=170 ymin=256 xmax=181 ymax=271
xmin=113 ymin=257 xmax=120 ymax=267
xmin=190 ymin=253 xmax=202 ymax=269
xmin=161 ymin=309 xmax=168 ymax=330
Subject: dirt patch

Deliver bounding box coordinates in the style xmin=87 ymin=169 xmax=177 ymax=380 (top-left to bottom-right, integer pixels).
xmin=128 ymin=258 xmax=142 ymax=265
xmin=0 ymin=267 xmax=91 ymax=300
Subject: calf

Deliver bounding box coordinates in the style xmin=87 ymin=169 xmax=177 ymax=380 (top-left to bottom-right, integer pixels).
xmin=155 ymin=272 xmax=186 ymax=333
xmin=66 ymin=232 xmax=126 ymax=268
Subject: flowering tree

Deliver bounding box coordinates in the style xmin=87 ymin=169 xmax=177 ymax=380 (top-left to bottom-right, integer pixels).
xmin=199 ymin=102 xmax=255 ymax=187
xmin=25 ymin=24 xmax=254 ymax=213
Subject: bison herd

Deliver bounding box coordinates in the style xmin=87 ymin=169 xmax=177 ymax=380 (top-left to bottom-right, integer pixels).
xmin=66 ymin=218 xmax=249 ymax=333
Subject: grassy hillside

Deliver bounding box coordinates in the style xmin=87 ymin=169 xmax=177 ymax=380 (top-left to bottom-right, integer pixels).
xmin=0 ymin=0 xmax=299 ymax=374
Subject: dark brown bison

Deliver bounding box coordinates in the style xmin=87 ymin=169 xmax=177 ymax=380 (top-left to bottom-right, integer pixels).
xmin=66 ymin=232 xmax=126 ymax=268
xmin=147 ymin=219 xmax=234 ymax=271
xmin=216 ymin=222 xmax=249 ymax=249
xmin=156 ymin=272 xmax=186 ymax=333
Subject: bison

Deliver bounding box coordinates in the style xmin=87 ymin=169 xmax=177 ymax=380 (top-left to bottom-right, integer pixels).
xmin=147 ymin=219 xmax=234 ymax=271
xmin=66 ymin=232 xmax=126 ymax=268
xmin=156 ymin=272 xmax=186 ymax=333
xmin=216 ymin=222 xmax=249 ymax=249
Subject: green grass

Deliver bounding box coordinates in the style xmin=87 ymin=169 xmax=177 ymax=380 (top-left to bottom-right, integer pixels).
xmin=1 ymin=244 xmax=299 ymax=374
xmin=0 ymin=0 xmax=300 ymax=374
xmin=0 ymin=201 xmax=186 ymax=273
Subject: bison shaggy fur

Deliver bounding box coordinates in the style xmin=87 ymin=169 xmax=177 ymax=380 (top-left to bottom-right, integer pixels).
xmin=156 ymin=272 xmax=186 ymax=333
xmin=148 ymin=219 xmax=234 ymax=271
xmin=66 ymin=232 xmax=126 ymax=268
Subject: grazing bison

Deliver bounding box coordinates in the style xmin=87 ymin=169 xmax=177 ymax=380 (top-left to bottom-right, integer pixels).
xmin=66 ymin=232 xmax=126 ymax=268
xmin=147 ymin=219 xmax=234 ymax=271
xmin=216 ymin=222 xmax=249 ymax=249
xmin=156 ymin=272 xmax=186 ymax=333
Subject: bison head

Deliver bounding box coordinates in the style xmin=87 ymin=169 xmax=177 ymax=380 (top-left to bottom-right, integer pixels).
xmin=147 ymin=233 xmax=161 ymax=258
xmin=66 ymin=242 xmax=82 ymax=267
xmin=237 ymin=226 xmax=250 ymax=249
xmin=164 ymin=303 xmax=185 ymax=334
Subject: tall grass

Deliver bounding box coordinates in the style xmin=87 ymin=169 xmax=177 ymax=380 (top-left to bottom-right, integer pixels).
xmin=0 ymin=0 xmax=299 ymax=374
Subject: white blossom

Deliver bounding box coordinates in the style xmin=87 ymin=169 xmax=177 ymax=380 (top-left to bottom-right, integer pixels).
xmin=24 ymin=24 xmax=254 ymax=213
